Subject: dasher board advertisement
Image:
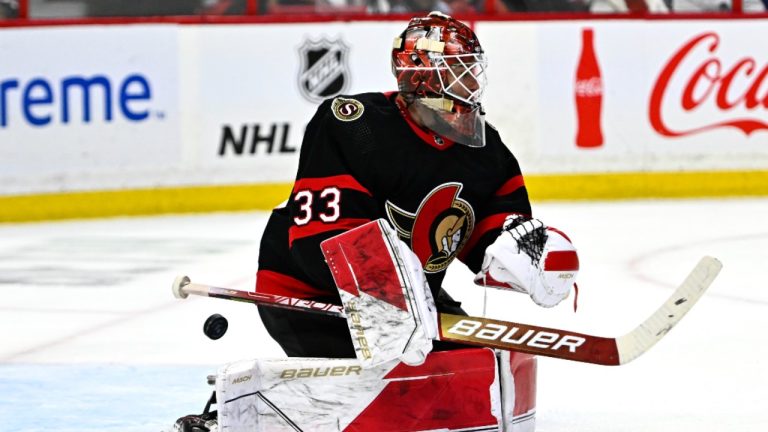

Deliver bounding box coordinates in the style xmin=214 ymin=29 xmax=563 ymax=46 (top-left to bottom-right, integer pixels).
xmin=187 ymin=22 xmax=405 ymax=186
xmin=3 ymin=19 xmax=767 ymax=201
xmin=479 ymin=20 xmax=768 ymax=174
xmin=0 ymin=25 xmax=181 ymax=194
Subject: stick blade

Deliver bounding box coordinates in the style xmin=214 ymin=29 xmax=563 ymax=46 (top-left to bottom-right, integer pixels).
xmin=616 ymin=256 xmax=722 ymax=365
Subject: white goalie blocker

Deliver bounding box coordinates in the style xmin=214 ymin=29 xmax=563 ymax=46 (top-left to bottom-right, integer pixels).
xmin=214 ymin=348 xmax=537 ymax=432
xmin=320 ymin=219 xmax=438 ymax=367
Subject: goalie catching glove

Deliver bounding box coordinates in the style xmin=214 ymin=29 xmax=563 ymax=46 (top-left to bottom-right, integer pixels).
xmin=475 ymin=215 xmax=579 ymax=308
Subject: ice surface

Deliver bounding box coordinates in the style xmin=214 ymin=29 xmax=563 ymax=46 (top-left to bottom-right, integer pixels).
xmin=1 ymin=199 xmax=766 ymax=431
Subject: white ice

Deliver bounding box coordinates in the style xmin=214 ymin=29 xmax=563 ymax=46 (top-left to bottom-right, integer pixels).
xmin=0 ymin=198 xmax=766 ymax=431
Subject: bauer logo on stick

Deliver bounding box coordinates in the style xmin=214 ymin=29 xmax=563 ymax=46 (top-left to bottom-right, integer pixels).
xmin=442 ymin=315 xmax=587 ymax=354
xmin=331 ymin=97 xmax=364 ymax=122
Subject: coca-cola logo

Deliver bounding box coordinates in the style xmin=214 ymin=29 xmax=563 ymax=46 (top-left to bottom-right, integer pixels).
xmin=576 ymin=77 xmax=603 ymax=97
xmin=649 ymin=31 xmax=768 ymax=137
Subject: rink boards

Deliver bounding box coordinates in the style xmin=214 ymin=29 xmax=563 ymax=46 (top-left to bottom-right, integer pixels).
xmin=1 ymin=18 xmax=767 ymax=221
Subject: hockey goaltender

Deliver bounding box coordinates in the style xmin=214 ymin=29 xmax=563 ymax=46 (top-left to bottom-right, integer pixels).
xmin=172 ymin=11 xmax=582 ymax=432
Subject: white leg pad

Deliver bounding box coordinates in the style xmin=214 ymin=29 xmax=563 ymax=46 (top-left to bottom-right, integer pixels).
xmin=216 ymin=348 xmax=506 ymax=431
xmin=498 ymin=350 xmax=537 ymax=432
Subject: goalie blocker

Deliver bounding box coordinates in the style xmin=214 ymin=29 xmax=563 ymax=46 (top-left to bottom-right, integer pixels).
xmin=320 ymin=219 xmax=438 ymax=367
xmin=214 ymin=348 xmax=536 ymax=432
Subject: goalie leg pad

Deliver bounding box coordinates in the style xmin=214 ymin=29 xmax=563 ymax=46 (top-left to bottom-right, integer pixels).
xmin=498 ymin=350 xmax=537 ymax=432
xmin=321 ymin=219 xmax=437 ymax=367
xmin=215 ymin=348 xmax=503 ymax=432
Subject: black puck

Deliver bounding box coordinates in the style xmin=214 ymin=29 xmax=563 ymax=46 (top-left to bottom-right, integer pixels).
xmin=203 ymin=313 xmax=228 ymax=340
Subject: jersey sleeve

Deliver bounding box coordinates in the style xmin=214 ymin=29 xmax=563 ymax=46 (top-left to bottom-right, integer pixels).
xmin=286 ymin=99 xmax=380 ymax=295
xmin=458 ymin=147 xmax=532 ymax=274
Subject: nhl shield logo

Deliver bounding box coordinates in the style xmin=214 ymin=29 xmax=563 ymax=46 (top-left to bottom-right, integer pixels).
xmin=297 ymin=38 xmax=351 ymax=103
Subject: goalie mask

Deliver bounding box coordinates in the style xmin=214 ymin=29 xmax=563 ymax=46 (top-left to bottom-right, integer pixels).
xmin=392 ymin=12 xmax=488 ymax=148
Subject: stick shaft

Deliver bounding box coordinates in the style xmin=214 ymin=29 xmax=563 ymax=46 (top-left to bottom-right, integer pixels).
xmin=181 ymin=282 xmax=346 ymax=317
xmin=175 ymin=256 xmax=720 ymax=366
xmin=183 ymin=281 xmax=620 ymax=363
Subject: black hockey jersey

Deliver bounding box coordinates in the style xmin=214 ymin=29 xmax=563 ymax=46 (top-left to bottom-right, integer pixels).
xmin=256 ymin=92 xmax=531 ymax=304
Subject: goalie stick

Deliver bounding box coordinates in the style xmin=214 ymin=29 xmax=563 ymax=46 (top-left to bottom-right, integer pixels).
xmin=172 ymin=256 xmax=721 ymax=366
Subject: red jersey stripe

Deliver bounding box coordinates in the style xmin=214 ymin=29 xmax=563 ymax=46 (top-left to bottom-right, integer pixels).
xmin=494 ymin=175 xmax=526 ymax=197
xmin=255 ymin=269 xmax=326 ymax=299
xmin=289 ymin=218 xmax=371 ymax=246
xmin=292 ymin=175 xmax=372 ymax=196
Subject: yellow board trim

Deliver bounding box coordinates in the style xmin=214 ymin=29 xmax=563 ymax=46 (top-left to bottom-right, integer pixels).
xmin=1 ymin=170 xmax=767 ymax=223
xmin=0 ymin=183 xmax=293 ymax=223
xmin=525 ymin=170 xmax=768 ymax=201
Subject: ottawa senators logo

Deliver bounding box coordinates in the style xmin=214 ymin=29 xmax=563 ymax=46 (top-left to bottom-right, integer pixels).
xmin=331 ymin=97 xmax=364 ymax=122
xmin=385 ymin=183 xmax=475 ymax=273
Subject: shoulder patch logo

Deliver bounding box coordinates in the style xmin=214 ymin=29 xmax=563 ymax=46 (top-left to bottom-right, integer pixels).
xmin=332 ymin=97 xmax=365 ymax=122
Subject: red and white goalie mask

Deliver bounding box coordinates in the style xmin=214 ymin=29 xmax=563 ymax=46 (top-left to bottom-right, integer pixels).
xmin=392 ymin=12 xmax=488 ymax=147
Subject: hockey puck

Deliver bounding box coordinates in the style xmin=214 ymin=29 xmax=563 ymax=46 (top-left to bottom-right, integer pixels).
xmin=203 ymin=313 xmax=228 ymax=340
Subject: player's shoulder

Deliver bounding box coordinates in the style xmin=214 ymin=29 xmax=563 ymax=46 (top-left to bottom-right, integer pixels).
xmin=482 ymin=121 xmax=507 ymax=151
xmin=314 ymin=92 xmax=396 ymax=156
